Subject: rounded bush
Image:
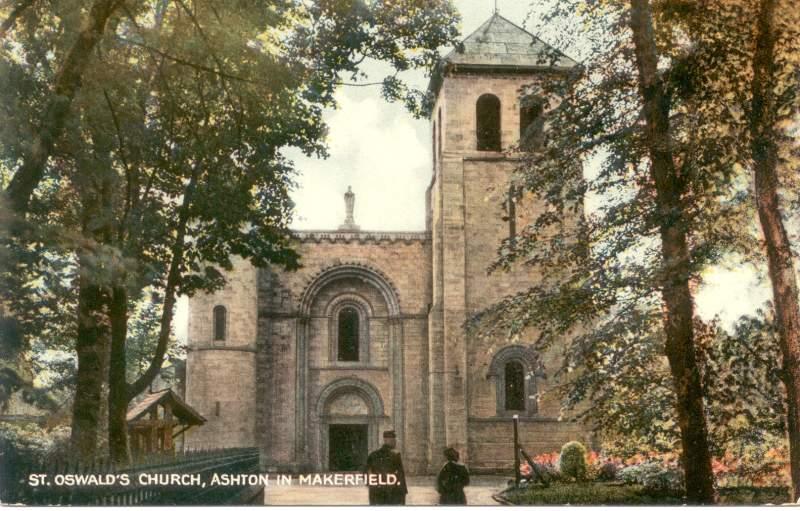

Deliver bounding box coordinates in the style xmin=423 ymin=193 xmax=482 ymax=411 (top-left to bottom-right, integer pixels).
xmin=558 ymin=441 xmax=588 ymax=481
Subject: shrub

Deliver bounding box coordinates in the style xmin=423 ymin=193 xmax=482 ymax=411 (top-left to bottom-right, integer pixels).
xmin=595 ymin=461 xmax=619 ymax=482
xmin=0 ymin=423 xmax=65 ymax=503
xmin=559 ymin=441 xmax=588 ymax=481
xmin=536 ymin=462 xmax=562 ymax=483
xmin=618 ymin=461 xmax=684 ymax=492
xmin=520 ymin=460 xmax=561 ymax=485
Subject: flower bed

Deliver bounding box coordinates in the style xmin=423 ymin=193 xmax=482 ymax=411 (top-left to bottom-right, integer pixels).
xmin=508 ymin=442 xmax=792 ymax=504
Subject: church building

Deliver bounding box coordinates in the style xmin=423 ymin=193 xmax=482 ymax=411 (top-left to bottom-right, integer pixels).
xmin=185 ymin=13 xmax=591 ymax=475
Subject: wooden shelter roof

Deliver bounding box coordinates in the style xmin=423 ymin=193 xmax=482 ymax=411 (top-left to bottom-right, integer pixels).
xmin=126 ymin=388 xmax=206 ymax=426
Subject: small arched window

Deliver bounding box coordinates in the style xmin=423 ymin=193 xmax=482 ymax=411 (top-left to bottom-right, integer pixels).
xmin=504 ymin=361 xmax=526 ymax=411
xmin=337 ymin=308 xmax=360 ymax=362
xmin=476 ymin=94 xmax=501 ymax=151
xmin=489 ymin=345 xmax=540 ymax=416
xmin=520 ymin=99 xmax=545 ymax=151
xmin=213 ymin=305 xmax=227 ymax=341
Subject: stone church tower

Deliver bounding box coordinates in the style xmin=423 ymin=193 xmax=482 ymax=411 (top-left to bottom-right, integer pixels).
xmin=185 ymin=13 xmax=590 ymax=475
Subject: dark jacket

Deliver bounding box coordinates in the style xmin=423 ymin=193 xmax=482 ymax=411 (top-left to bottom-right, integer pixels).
xmin=366 ymin=444 xmax=408 ymax=505
xmin=436 ymin=461 xmax=469 ymax=505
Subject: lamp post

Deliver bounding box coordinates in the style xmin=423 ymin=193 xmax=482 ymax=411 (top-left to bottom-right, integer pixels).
xmin=513 ymin=414 xmax=520 ymax=487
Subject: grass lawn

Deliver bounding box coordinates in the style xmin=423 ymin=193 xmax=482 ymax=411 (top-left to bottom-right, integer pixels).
xmin=500 ymin=482 xmax=791 ymax=505
xmin=501 ymin=482 xmax=683 ymax=505
xmin=717 ymin=486 xmax=791 ymax=505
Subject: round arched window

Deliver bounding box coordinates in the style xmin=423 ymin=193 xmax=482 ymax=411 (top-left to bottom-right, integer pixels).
xmin=504 ymin=360 xmax=525 ymax=411
xmin=520 ymin=98 xmax=545 ymax=151
xmin=476 ymin=94 xmax=501 ymax=151
xmin=337 ymin=308 xmax=360 ymax=362
xmin=489 ymin=345 xmax=540 ymax=416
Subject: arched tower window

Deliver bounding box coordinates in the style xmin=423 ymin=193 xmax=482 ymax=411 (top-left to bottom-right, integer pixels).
xmin=213 ymin=305 xmax=227 ymax=341
xmin=337 ymin=308 xmax=360 ymax=362
xmin=476 ymin=94 xmax=501 ymax=151
xmin=504 ymin=361 xmax=525 ymax=411
xmin=520 ymin=99 xmax=545 ymax=151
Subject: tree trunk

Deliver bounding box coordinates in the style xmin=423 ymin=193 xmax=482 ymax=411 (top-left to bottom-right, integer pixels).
xmin=108 ymin=284 xmax=131 ymax=465
xmin=105 ymin=0 xmax=170 ymax=463
xmin=127 ymin=173 xmax=196 ymax=401
xmin=70 ymin=252 xmax=109 ymax=461
xmin=750 ymin=0 xmax=800 ymax=500
xmin=3 ymin=0 xmax=120 ymax=217
xmin=71 ymin=160 xmax=115 ymax=461
xmin=628 ymin=0 xmax=716 ymax=502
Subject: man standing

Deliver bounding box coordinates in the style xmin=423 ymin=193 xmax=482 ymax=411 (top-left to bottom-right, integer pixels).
xmin=366 ymin=430 xmax=408 ymax=505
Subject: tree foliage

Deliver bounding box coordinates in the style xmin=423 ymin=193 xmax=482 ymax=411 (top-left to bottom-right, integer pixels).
xmin=0 ymin=0 xmax=460 ymax=462
xmin=561 ymin=308 xmax=787 ymax=476
xmin=473 ymin=0 xmax=799 ymax=500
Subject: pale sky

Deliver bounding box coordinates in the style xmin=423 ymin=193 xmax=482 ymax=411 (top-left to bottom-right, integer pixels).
xmin=286 ymin=0 xmax=537 ymax=232
xmin=175 ymin=0 xmax=773 ymax=342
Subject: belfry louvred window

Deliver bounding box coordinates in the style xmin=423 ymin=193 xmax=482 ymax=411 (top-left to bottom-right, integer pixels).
xmin=476 ymin=94 xmax=501 ymax=151
xmin=520 ymin=98 xmax=545 ymax=151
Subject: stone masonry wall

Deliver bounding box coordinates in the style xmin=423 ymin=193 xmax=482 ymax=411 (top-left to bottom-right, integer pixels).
xmin=431 ymin=70 xmax=591 ymax=472
xmin=185 ymin=257 xmax=258 ymax=449
xmin=256 ymin=234 xmax=432 ymax=473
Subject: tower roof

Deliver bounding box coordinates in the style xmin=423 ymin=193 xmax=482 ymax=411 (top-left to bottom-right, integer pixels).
xmin=428 ymin=13 xmax=578 ymax=99
xmin=445 ymin=13 xmax=577 ymax=68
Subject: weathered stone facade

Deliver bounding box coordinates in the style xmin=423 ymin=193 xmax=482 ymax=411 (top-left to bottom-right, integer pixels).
xmin=185 ymin=14 xmax=592 ymax=474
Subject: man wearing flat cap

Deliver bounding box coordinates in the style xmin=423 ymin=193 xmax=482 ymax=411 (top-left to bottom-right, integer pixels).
xmin=366 ymin=430 xmax=408 ymax=505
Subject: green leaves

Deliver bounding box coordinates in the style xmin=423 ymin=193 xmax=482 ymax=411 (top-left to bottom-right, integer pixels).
xmin=471 ymin=0 xmax=796 ymax=482
xmin=0 ymin=0 xmax=459 ymax=416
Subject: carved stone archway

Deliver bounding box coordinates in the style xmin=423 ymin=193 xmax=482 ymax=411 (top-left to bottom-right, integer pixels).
xmin=315 ymin=378 xmax=386 ymax=470
xmin=293 ymin=263 xmax=405 ymax=467
xmin=298 ymin=263 xmax=401 ymax=317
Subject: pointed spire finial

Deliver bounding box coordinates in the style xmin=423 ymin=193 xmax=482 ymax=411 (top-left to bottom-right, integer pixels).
xmin=339 ymin=185 xmax=360 ymax=231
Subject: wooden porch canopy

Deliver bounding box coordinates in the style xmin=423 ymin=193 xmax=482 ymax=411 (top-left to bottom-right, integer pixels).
xmin=126 ymin=388 xmax=205 ymax=456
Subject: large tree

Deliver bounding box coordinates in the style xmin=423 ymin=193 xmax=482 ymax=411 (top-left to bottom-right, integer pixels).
xmin=746 ymin=0 xmax=800 ymax=499
xmin=652 ymin=0 xmax=800 ymax=497
xmin=471 ymin=0 xmax=768 ymax=501
xmin=1 ymin=0 xmax=460 ymax=463
xmin=2 ymin=0 xmax=124 ymax=218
